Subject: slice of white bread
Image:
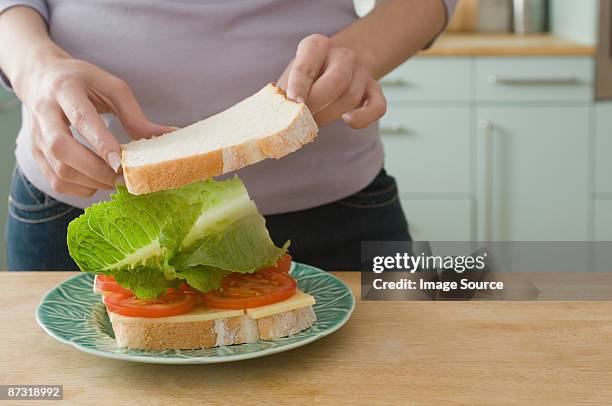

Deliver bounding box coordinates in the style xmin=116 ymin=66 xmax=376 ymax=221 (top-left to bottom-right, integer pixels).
xmin=121 ymin=83 xmax=319 ymax=195
xmin=100 ymin=285 xmax=317 ymax=350
xmin=109 ymin=306 xmax=316 ymax=350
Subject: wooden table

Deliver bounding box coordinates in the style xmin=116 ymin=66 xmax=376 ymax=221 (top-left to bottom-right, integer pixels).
xmin=1 ymin=272 xmax=611 ymax=405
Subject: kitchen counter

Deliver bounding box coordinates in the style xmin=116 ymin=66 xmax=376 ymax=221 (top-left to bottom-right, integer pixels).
xmin=420 ymin=33 xmax=596 ymax=56
xmin=2 ymin=272 xmax=612 ymax=405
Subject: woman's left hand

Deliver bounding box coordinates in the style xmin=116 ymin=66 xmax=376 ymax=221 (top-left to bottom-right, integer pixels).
xmin=277 ymin=34 xmax=386 ymax=129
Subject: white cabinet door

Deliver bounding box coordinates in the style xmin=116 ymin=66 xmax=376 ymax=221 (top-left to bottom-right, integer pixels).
xmin=401 ymin=199 xmax=472 ymax=241
xmin=476 ymin=106 xmax=590 ymax=241
xmin=381 ymin=106 xmax=471 ymax=195
xmin=595 ymin=102 xmax=612 ymax=193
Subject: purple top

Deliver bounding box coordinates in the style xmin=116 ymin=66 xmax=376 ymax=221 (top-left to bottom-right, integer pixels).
xmin=0 ymin=0 xmax=457 ymax=215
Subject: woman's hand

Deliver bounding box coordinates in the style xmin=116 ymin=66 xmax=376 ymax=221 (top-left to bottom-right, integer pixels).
xmin=14 ymin=52 xmax=174 ymax=198
xmin=277 ymin=34 xmax=386 ymax=129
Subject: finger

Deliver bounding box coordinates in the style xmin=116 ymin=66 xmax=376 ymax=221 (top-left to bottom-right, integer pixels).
xmin=54 ymin=82 xmax=123 ymax=172
xmin=314 ymin=67 xmax=367 ymax=127
xmin=35 ymin=103 xmax=118 ymax=186
xmin=286 ymin=34 xmax=330 ymax=103
xmin=32 ymin=115 xmax=114 ymax=190
xmin=307 ymin=46 xmax=355 ymax=113
xmin=31 ymin=122 xmax=97 ymax=198
xmin=342 ymin=78 xmax=387 ymax=129
xmin=90 ymin=75 xmax=177 ymax=140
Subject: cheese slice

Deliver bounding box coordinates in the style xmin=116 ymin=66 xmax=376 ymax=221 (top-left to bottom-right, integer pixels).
xmin=108 ymin=305 xmax=244 ymax=324
xmin=245 ymin=290 xmax=316 ymax=319
xmin=106 ymin=289 xmax=315 ymax=323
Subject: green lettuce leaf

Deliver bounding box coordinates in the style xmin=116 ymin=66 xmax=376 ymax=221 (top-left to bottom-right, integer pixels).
xmin=113 ymin=260 xmax=180 ymax=299
xmin=173 ymin=266 xmax=228 ymax=293
xmin=173 ymin=212 xmax=289 ymax=274
xmin=67 ymin=176 xmax=288 ymax=298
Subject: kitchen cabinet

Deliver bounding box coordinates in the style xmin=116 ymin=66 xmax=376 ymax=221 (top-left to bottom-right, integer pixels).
xmin=401 ymin=199 xmax=472 ymax=241
xmin=0 ymin=88 xmax=20 ymax=269
xmin=381 ymin=106 xmax=471 ymax=195
xmin=594 ymin=103 xmax=612 ymax=241
xmin=476 ymin=106 xmax=590 ymax=241
xmin=380 ymin=59 xmax=473 ymax=241
xmin=595 ymin=102 xmax=612 ymax=194
xmin=475 ymin=57 xmax=593 ymax=102
xmin=381 ymin=55 xmax=594 ymax=242
xmin=594 ymin=200 xmax=612 ymax=240
xmin=380 ymin=57 xmax=472 ymax=103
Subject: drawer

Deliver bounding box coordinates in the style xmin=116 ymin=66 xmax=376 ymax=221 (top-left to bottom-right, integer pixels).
xmin=381 ymin=106 xmax=471 ymax=194
xmin=595 ymin=200 xmax=612 ymax=240
xmin=380 ymin=57 xmax=471 ymax=102
xmin=401 ymin=199 xmax=472 ymax=241
xmin=595 ymin=103 xmax=612 ymax=193
xmin=475 ymin=57 xmax=594 ymax=102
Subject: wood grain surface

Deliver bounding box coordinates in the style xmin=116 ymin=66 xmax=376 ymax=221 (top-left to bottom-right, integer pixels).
xmin=1 ymin=272 xmax=611 ymax=405
xmin=421 ymin=33 xmax=595 ymax=56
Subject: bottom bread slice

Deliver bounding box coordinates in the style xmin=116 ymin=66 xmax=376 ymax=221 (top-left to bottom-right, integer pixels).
xmin=110 ymin=306 xmax=316 ymax=350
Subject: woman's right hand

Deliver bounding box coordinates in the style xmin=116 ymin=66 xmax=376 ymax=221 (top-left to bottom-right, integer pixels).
xmin=14 ymin=52 xmax=175 ymax=197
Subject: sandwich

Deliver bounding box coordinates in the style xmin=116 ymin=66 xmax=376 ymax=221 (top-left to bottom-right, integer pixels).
xmin=121 ymin=83 xmax=319 ymax=195
xmin=68 ymin=177 xmax=316 ymax=350
xmin=67 ymin=83 xmax=320 ymax=350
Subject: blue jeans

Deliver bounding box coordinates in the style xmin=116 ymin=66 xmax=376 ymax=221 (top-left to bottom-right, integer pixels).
xmin=6 ymin=166 xmax=411 ymax=271
xmin=7 ymin=167 xmax=84 ymax=271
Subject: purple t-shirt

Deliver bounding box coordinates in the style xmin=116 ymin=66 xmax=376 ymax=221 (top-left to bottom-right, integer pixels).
xmin=0 ymin=0 xmax=456 ymax=215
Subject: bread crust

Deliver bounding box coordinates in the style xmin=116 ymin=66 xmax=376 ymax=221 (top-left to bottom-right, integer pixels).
xmin=110 ymin=306 xmax=316 ymax=351
xmin=122 ymin=149 xmax=224 ymax=195
xmin=122 ymin=84 xmax=319 ymax=195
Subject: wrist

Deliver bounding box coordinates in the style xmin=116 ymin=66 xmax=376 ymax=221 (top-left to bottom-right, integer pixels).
xmin=330 ymin=37 xmax=378 ymax=78
xmin=11 ymin=40 xmax=70 ymax=97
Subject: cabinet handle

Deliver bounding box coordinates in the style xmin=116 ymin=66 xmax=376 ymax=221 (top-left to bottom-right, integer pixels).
xmin=480 ymin=120 xmax=494 ymax=241
xmin=0 ymin=96 xmax=19 ymax=113
xmin=379 ymin=78 xmax=410 ymax=87
xmin=488 ymin=74 xmax=580 ymax=86
xmin=380 ymin=123 xmax=411 ymax=135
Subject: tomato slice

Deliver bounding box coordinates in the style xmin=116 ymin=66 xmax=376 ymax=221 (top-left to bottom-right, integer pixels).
xmin=176 ymin=283 xmax=204 ymax=304
xmin=275 ymin=254 xmax=292 ymax=273
xmin=104 ymin=290 xmax=197 ymax=318
xmin=95 ymin=275 xmax=132 ymax=295
xmin=257 ymin=254 xmax=292 ymax=274
xmin=202 ymin=268 xmax=297 ymax=310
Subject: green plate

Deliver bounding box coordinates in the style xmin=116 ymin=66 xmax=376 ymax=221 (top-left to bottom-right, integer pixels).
xmin=36 ymin=263 xmax=355 ymax=364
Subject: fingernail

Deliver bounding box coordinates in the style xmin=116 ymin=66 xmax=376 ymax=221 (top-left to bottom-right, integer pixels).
xmin=342 ymin=113 xmax=352 ymax=121
xmin=296 ymin=96 xmax=305 ymax=104
xmin=114 ymin=174 xmax=126 ymax=186
xmin=107 ymin=152 xmax=121 ymax=173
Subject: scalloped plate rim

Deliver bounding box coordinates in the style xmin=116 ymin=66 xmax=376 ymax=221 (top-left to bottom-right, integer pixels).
xmin=35 ymin=264 xmax=355 ymax=364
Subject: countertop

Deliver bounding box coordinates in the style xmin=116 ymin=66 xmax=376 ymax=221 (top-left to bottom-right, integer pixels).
xmin=420 ymin=33 xmax=596 ymax=57
xmin=2 ymin=272 xmax=612 ymax=405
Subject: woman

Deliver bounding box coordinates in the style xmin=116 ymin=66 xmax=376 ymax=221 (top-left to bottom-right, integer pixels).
xmin=0 ymin=0 xmax=455 ymax=271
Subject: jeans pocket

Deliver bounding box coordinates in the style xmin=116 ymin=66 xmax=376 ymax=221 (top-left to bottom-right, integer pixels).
xmin=8 ymin=166 xmax=76 ymax=224
xmin=338 ymin=169 xmax=400 ymax=209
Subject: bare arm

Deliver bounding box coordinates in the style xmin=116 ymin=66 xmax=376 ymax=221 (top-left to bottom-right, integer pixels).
xmin=0 ymin=6 xmax=173 ymax=197
xmin=278 ymin=0 xmax=447 ymax=128
xmin=332 ymin=0 xmax=446 ymax=79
